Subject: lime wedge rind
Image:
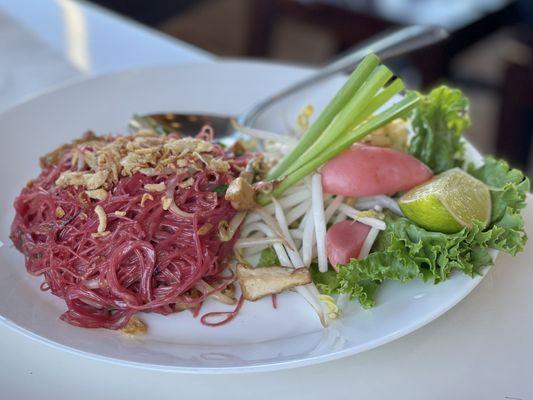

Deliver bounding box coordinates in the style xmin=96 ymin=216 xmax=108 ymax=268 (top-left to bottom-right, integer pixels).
xmin=399 ymin=168 xmax=491 ymax=233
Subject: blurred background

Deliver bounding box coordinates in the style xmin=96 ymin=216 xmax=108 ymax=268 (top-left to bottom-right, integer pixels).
xmin=39 ymin=0 xmax=533 ymax=173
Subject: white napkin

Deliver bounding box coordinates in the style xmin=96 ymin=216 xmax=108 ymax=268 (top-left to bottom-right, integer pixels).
xmin=0 ymin=12 xmax=82 ymax=111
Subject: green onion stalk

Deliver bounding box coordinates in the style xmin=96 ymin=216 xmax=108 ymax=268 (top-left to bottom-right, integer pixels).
xmin=257 ymin=53 xmax=421 ymax=206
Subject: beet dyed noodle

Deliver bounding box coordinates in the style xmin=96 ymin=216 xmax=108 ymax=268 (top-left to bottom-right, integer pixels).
xmin=272 ymin=294 xmax=278 ymax=309
xmin=11 ymin=130 xmax=249 ymax=330
xmin=200 ymin=295 xmax=245 ymax=327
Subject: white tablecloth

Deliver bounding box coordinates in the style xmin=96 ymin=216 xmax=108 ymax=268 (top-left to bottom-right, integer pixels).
xmin=0 ymin=1 xmax=532 ymax=399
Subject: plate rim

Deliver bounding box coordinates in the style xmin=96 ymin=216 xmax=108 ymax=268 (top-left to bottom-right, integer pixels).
xmin=0 ymin=272 xmax=485 ymax=374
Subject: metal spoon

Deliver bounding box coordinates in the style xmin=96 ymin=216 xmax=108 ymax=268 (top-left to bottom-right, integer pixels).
xmin=131 ymin=25 xmax=448 ymax=140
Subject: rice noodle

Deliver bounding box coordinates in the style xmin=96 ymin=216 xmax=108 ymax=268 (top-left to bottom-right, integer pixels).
xmin=323 ymin=194 xmax=334 ymax=206
xmin=11 ymin=130 xmax=245 ymax=329
xmin=200 ymin=295 xmax=245 ymax=327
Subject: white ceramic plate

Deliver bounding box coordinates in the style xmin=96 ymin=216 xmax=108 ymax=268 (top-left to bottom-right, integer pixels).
xmin=0 ymin=61 xmax=492 ymax=373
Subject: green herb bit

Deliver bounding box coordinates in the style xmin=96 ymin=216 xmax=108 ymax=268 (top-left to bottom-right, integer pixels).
xmin=213 ymin=184 xmax=229 ymax=194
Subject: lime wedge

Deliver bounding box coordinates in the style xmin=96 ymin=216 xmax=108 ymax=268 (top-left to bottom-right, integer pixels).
xmin=398 ymin=168 xmax=491 ymax=233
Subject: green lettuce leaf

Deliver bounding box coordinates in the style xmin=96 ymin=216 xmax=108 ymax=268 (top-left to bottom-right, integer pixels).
xmin=313 ymin=214 xmax=494 ymax=308
xmin=256 ymin=247 xmax=280 ymax=268
xmin=409 ymin=86 xmax=470 ymax=173
xmin=313 ymin=158 xmax=529 ymax=308
xmin=469 ymin=156 xmax=529 ymax=255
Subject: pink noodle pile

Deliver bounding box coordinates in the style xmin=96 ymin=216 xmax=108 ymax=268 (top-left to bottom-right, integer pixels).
xmin=11 ymin=132 xmax=246 ymax=329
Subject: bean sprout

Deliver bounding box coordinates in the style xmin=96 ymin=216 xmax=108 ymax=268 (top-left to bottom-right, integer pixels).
xmin=311 ymin=174 xmax=328 ymax=273
xmin=355 ymin=195 xmax=403 ymax=215
xmin=338 ymin=203 xmax=386 ymax=230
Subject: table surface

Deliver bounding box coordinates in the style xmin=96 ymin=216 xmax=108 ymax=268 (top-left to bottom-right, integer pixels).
xmin=1 ymin=1 xmax=532 ymax=399
xmin=324 ymin=0 xmax=513 ymax=30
